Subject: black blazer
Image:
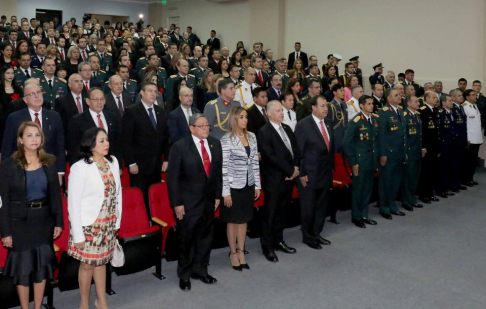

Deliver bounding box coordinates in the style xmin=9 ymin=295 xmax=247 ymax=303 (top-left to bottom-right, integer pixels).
xmin=1 ymin=108 xmax=66 ymax=173
xmin=161 ymin=54 xmax=172 ymax=71
xmin=207 ymin=37 xmax=220 ymax=51
xmin=122 ymin=102 xmax=169 ymax=174
xmin=18 ymin=30 xmax=33 ymax=43
xmin=67 ymin=109 xmax=122 ymax=167
xmin=167 ymin=135 xmax=222 ymax=216
xmin=81 ymin=80 xmax=103 ymax=97
xmin=266 ymin=87 xmax=281 ymax=102
xmin=167 ymin=105 xmax=200 ymax=144
xmin=254 ymin=70 xmax=269 ymax=90
xmin=208 ymin=59 xmax=218 ymax=73
xmin=373 ymin=96 xmax=385 ymax=113
xmin=257 ymin=122 xmax=300 ymax=192
xmin=7 ymin=98 xmax=52 ymax=116
xmin=55 ymin=92 xmax=89 ymax=137
xmin=294 ymin=116 xmax=335 ymax=189
xmin=104 ymin=92 xmax=134 ymax=119
xmin=0 ymin=157 xmax=63 ymax=237
xmin=247 ymin=104 xmax=267 ymax=136
xmin=42 ymin=37 xmax=58 ymax=46
xmin=287 ymin=51 xmax=308 ymax=70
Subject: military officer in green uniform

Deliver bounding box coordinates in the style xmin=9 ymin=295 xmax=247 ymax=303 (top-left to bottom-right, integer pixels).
xmin=296 ymin=79 xmax=321 ymax=121
xmin=343 ymin=95 xmax=379 ymax=228
xmin=272 ymin=58 xmax=289 ymax=90
xmin=203 ymin=79 xmax=240 ymax=140
xmin=164 ymin=59 xmax=197 ymax=102
xmin=377 ymin=88 xmax=407 ymax=219
xmin=326 ymin=84 xmax=348 ymax=153
xmin=15 ymin=52 xmax=43 ymax=88
xmin=91 ymin=38 xmax=113 ymax=73
xmin=401 ymin=95 xmax=423 ymax=211
xmin=39 ymin=57 xmax=68 ymax=108
xmin=190 ymin=55 xmax=209 ymax=83
xmin=88 ymin=54 xmax=109 ymax=84
xmin=138 ymin=54 xmax=168 ymax=87
xmin=103 ymin=64 xmax=138 ymax=100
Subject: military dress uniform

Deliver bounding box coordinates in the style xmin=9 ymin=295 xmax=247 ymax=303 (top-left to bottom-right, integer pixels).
xmin=338 ymin=73 xmax=351 ymax=87
xmin=343 ymin=112 xmax=378 ymax=222
xmin=91 ymin=52 xmax=114 ymax=73
xmin=401 ymin=109 xmax=422 ymax=208
xmin=30 ymin=55 xmax=44 ymax=70
xmin=186 ymin=56 xmax=198 ymax=69
xmin=90 ymin=70 xmax=109 ymax=84
xmin=326 ymin=98 xmax=348 ymax=153
xmin=15 ymin=67 xmax=43 ymax=88
xmin=39 ymin=76 xmax=68 ymax=109
xmin=203 ymin=97 xmax=240 ymax=140
xmin=450 ymin=102 xmax=467 ymax=190
xmin=296 ymin=94 xmax=312 ymax=122
xmin=190 ymin=66 xmax=206 ymax=83
xmin=377 ymin=104 xmax=407 ymax=216
xmin=138 ymin=66 xmax=168 ymax=89
xmin=234 ymin=80 xmax=259 ymax=109
xmin=346 ymin=97 xmax=361 ymax=121
xmin=103 ymin=79 xmax=138 ymax=100
xmin=383 ymin=82 xmax=394 ymax=90
xmin=437 ymin=108 xmax=454 ymax=195
xmin=418 ymin=104 xmax=440 ymax=201
xmin=369 ymin=72 xmax=385 ymax=86
xmin=302 ymin=75 xmax=322 ymax=96
xmin=165 ymin=73 xmax=197 ymax=103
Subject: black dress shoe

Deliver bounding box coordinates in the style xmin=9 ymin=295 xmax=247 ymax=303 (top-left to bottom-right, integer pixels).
xmin=411 ymin=203 xmax=423 ymax=208
xmin=179 ymin=279 xmax=191 ymax=291
xmin=191 ymin=274 xmax=217 ymax=284
xmin=402 ymin=205 xmax=414 ymax=211
xmin=465 ymin=181 xmax=474 ymax=187
xmin=352 ymin=219 xmax=366 ymax=228
xmin=449 ymin=187 xmax=460 ymax=193
xmin=430 ymin=196 xmax=439 ymax=202
xmin=262 ymin=247 xmax=279 ymax=262
xmin=362 ymin=217 xmax=377 ymax=225
xmin=304 ymin=241 xmax=322 ymax=250
xmin=328 ymin=218 xmax=340 ymax=224
xmin=459 ymin=185 xmax=468 ymax=190
xmin=473 ymin=181 xmax=479 ymax=185
xmin=419 ymin=197 xmax=431 ymax=204
xmin=275 ymin=242 xmax=296 ymax=254
xmin=437 ymin=192 xmax=448 ymax=198
xmin=316 ymin=236 xmax=331 ymax=245
xmin=445 ymin=191 xmax=455 ymax=196
xmin=380 ymin=213 xmax=393 ymax=220
xmin=391 ymin=211 xmax=405 ymax=216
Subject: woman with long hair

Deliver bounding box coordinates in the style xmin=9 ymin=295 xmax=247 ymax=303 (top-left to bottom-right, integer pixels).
xmin=61 ymin=24 xmax=70 ymax=41
xmin=322 ymin=65 xmax=337 ymax=93
xmin=114 ymin=22 xmax=123 ymax=38
xmin=15 ymin=40 xmax=29 ymax=58
xmin=63 ymin=46 xmax=81 ymax=78
xmin=344 ymin=74 xmax=359 ymax=102
xmin=204 ymin=73 xmax=224 ymax=105
xmin=285 ymin=77 xmax=302 ymax=106
xmin=220 ymin=107 xmax=261 ymax=271
xmin=292 ymin=59 xmax=305 ymax=83
xmin=230 ymin=50 xmax=242 ymax=67
xmin=0 ymin=43 xmax=16 ymax=68
xmin=35 ymin=26 xmax=44 ymax=38
xmin=202 ymin=45 xmax=211 ymax=58
xmin=0 ymin=65 xmax=22 ymax=116
xmin=235 ymin=41 xmax=247 ymax=56
xmin=46 ymin=44 xmax=61 ymax=65
xmin=0 ymin=122 xmax=63 ymax=309
xmin=168 ymin=52 xmax=182 ymax=76
xmin=217 ymin=58 xmax=229 ymax=77
xmin=179 ymin=43 xmax=192 ymax=60
xmin=104 ymin=33 xmax=117 ymax=60
xmin=196 ymin=69 xmax=213 ymax=111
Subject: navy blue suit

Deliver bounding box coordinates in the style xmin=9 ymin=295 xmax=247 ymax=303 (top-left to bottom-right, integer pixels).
xmin=266 ymin=87 xmax=281 ymax=102
xmin=1 ymin=108 xmax=65 ymax=173
xmin=167 ymin=105 xmax=200 ymax=144
xmin=30 ymin=55 xmax=44 ymax=69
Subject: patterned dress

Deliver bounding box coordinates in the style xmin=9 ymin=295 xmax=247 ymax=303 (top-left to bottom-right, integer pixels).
xmin=68 ymin=161 xmax=118 ymax=266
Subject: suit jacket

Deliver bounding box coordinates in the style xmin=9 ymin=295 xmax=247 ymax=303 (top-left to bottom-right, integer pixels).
xmin=207 ymin=37 xmax=221 ymax=51
xmin=167 ymin=135 xmax=222 ymax=216
xmin=257 ymin=122 xmax=300 ymax=192
xmin=372 ymin=96 xmax=385 ymax=113
xmin=287 ymin=51 xmax=308 ymax=70
xmin=247 ymin=104 xmax=268 ymax=136
xmin=81 ymin=80 xmax=102 ymax=97
xmin=167 ymin=105 xmax=200 ymax=144
xmin=104 ymin=92 xmax=134 ymax=118
xmin=6 ymin=98 xmax=52 ymax=116
xmin=254 ymin=70 xmax=269 ymax=90
xmin=294 ymin=116 xmax=335 ymax=189
xmin=208 ymin=59 xmax=219 ymax=73
xmin=68 ymin=156 xmax=122 ymax=243
xmin=122 ymin=102 xmax=169 ymax=174
xmin=1 ymin=108 xmax=66 ymax=173
xmin=0 ymin=157 xmax=63 ymax=237
xmin=42 ymin=37 xmax=58 ymax=46
xmin=266 ymin=87 xmax=281 ymax=102
xmin=55 ymin=93 xmax=89 ymax=138
xmin=161 ymin=54 xmax=172 ymax=71
xmin=67 ymin=110 xmax=122 ymax=167
xmin=18 ymin=30 xmax=33 ymax=43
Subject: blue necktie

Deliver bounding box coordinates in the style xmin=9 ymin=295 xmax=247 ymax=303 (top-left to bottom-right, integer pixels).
xmin=148 ymin=107 xmax=157 ymax=129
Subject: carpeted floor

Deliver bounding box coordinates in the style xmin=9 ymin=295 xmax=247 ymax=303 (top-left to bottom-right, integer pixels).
xmin=39 ymin=169 xmax=486 ymax=309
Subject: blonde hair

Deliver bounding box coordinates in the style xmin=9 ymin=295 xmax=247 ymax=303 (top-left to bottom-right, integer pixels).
xmin=209 ymin=73 xmax=223 ymax=93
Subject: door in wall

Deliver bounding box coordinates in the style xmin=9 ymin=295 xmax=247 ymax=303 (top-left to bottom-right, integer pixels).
xmin=36 ymin=9 xmax=63 ymax=25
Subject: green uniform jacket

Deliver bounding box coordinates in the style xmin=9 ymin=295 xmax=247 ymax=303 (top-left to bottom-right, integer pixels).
xmin=15 ymin=68 xmax=43 ymax=88
xmin=91 ymin=70 xmax=109 ymax=84
xmin=39 ymin=76 xmax=68 ymax=108
xmin=343 ymin=112 xmax=379 ymax=170
xmin=296 ymin=95 xmax=312 ymax=122
xmin=165 ymin=73 xmax=197 ymax=101
xmin=377 ymin=103 xmax=407 ymax=163
xmin=403 ymin=109 xmax=422 ymax=160
xmin=91 ymin=52 xmax=114 ymax=72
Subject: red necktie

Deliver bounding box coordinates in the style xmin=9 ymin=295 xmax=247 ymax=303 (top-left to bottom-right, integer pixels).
xmin=97 ymin=114 xmax=104 ymax=129
xmin=258 ymin=71 xmax=263 ymax=85
xmin=319 ymin=120 xmax=330 ymax=149
xmin=60 ymin=49 xmax=64 ymax=60
xmin=200 ymin=140 xmax=211 ymax=177
xmin=51 ymin=38 xmax=54 ymax=44
xmin=76 ymin=96 xmax=82 ymax=113
xmin=34 ymin=113 xmax=41 ymax=127
xmin=82 ymin=50 xmax=87 ymax=61
xmin=85 ymin=81 xmax=89 ymax=91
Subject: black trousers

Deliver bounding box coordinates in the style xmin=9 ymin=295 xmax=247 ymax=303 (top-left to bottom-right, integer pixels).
xmin=418 ymin=152 xmax=438 ymax=198
xmin=176 ymin=203 xmax=214 ymax=280
xmin=297 ymin=184 xmax=329 ymax=244
xmin=130 ymin=171 xmax=161 ymax=218
xmin=463 ymin=144 xmax=480 ymax=182
xmin=450 ymin=144 xmax=465 ymax=188
xmin=260 ymin=183 xmax=293 ymax=249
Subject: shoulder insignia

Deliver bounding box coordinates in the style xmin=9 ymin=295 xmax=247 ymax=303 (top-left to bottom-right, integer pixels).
xmin=190 ymin=67 xmax=197 ymax=71
xmin=106 ymin=53 xmax=112 ymax=56
xmin=346 ymin=100 xmax=354 ymax=105
xmin=418 ymin=96 xmax=424 ymax=100
xmin=209 ymin=99 xmax=217 ymax=105
xmin=382 ymin=107 xmax=389 ymax=111
xmin=235 ymin=84 xmax=241 ymax=89
xmin=302 ymin=95 xmax=309 ymax=100
xmin=170 ymin=74 xmax=178 ymax=78
xmin=461 ymin=102 xmax=467 ymax=106
xmin=130 ymin=79 xmax=137 ymax=83
xmin=353 ymin=116 xmax=360 ymax=123
xmin=139 ymin=57 xmax=146 ymax=60
xmin=35 ymin=68 xmax=43 ymax=72
xmin=438 ymin=109 xmax=444 ymax=113
xmin=420 ymin=106 xmax=427 ymax=110
xmin=188 ymin=74 xmax=195 ymax=78
xmin=58 ymin=78 xmax=66 ymax=83
xmin=372 ymin=113 xmax=379 ymax=118
xmin=16 ymin=70 xmax=21 ymax=74
xmin=403 ymin=111 xmax=408 ymax=116
xmin=416 ymin=111 xmax=421 ymax=115
xmin=88 ymin=52 xmax=95 ymax=56
xmin=397 ymin=105 xmax=403 ymax=109
xmin=142 ymin=67 xmax=147 ymax=71
xmin=105 ymin=81 xmax=109 ymax=84
xmin=159 ymin=67 xmax=165 ymax=70
xmin=284 ymin=74 xmax=289 ymax=77
xmin=99 ymin=70 xmax=106 ymax=73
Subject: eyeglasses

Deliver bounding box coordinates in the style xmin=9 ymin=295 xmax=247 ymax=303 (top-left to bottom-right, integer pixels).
xmin=181 ymin=94 xmax=193 ymax=98
xmin=25 ymin=90 xmax=42 ymax=97
xmin=192 ymin=124 xmax=210 ymax=129
xmin=89 ymin=98 xmax=106 ymax=102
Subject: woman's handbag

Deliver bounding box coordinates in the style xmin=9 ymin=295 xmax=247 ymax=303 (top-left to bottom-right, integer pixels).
xmin=111 ymin=239 xmax=125 ymax=267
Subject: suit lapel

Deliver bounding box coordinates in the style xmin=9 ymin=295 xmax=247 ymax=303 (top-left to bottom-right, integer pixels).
xmin=137 ymin=103 xmax=157 ymax=132
xmin=311 ymin=117 xmax=326 ymax=146
xmin=269 ymin=124 xmax=292 ymax=159
xmin=188 ymin=136 xmax=207 ymax=177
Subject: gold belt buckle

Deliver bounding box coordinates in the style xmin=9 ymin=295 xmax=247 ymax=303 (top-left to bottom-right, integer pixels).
xmin=31 ymin=202 xmax=42 ymax=209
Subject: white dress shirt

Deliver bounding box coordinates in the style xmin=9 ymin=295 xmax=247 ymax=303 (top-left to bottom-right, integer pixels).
xmin=282 ymin=107 xmax=297 ymax=131
xmin=89 ymin=109 xmax=108 ymax=133
xmin=71 ymin=92 xmax=84 ymax=112
xmin=181 ymin=105 xmax=192 ymax=124
xmin=22 ymin=67 xmax=32 ymax=77
xmin=141 ymin=101 xmax=157 ymax=123
xmin=192 ymin=134 xmax=212 ymax=163
xmin=111 ymin=91 xmax=124 ymax=109
xmin=463 ymin=101 xmax=483 ymax=144
xmin=28 ymin=108 xmax=43 ymax=127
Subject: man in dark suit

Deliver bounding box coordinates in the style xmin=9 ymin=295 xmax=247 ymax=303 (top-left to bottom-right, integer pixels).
xmin=287 ymin=42 xmax=308 ymax=70
xmin=168 ymin=87 xmax=200 ymax=144
xmin=206 ymin=30 xmax=220 ymax=51
xmin=123 ymin=82 xmax=170 ymax=214
xmin=67 ymin=88 xmax=122 ymax=168
xmin=208 ymin=49 xmax=220 ymax=72
xmin=55 ymin=74 xmax=88 ymax=138
xmin=161 ymin=43 xmax=178 ymax=71
xmin=247 ymin=88 xmax=269 ymax=136
xmin=79 ymin=61 xmax=102 ymax=97
xmin=17 ymin=20 xmax=33 ymax=43
xmin=372 ymin=83 xmax=385 ymax=113
xmin=41 ymin=28 xmax=57 ymax=46
xmin=295 ymin=96 xmax=335 ymax=249
xmin=266 ymin=74 xmax=283 ymax=102
xmin=252 ymin=55 xmax=269 ymax=90
xmin=257 ymin=101 xmax=300 ymax=262
xmin=104 ymin=75 xmax=134 ymax=118
xmin=167 ymin=113 xmax=222 ymax=291
xmin=8 ymin=78 xmax=52 ymax=116
xmin=2 ymin=83 xmax=66 ymax=180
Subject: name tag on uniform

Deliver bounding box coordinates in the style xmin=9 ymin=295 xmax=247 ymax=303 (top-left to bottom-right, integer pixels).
xmin=220 ymin=112 xmax=227 ymax=114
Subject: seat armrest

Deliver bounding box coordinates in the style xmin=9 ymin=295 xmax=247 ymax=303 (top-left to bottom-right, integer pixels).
xmin=152 ymin=216 xmax=168 ymax=227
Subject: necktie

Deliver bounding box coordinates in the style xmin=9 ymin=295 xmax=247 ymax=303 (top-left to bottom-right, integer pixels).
xmin=97 ymin=114 xmax=104 ymax=129
xmin=85 ymin=81 xmax=89 ymax=91
xmin=92 ymin=72 xmax=96 ymax=79
xmin=186 ymin=108 xmax=191 ymax=124
xmin=262 ymin=107 xmax=268 ymax=122
xmin=288 ymin=110 xmax=292 ymax=121
xmin=278 ymin=126 xmax=293 ymax=158
xmin=319 ymin=120 xmax=330 ymax=149
xmin=60 ymin=49 xmax=64 ymax=60
xmin=25 ymin=32 xmax=29 ymax=39
xmin=34 ymin=113 xmax=41 ymax=126
xmin=368 ymin=117 xmax=372 ymax=126
xmin=277 ymin=89 xmax=281 ymax=97
xmin=200 ymin=140 xmax=211 ymax=177
xmin=25 ymin=69 xmax=30 ymax=78
xmin=48 ymin=80 xmax=52 ymax=89
xmin=76 ymin=96 xmax=82 ymax=113
xmin=116 ymin=96 xmax=123 ymax=116
xmin=12 ymin=41 xmax=16 ymax=49
xmin=148 ymin=107 xmax=157 ymax=129
xmin=258 ymin=71 xmax=263 ymax=85
xmin=51 ymin=38 xmax=54 ymax=44
xmin=82 ymin=50 xmax=87 ymax=61
xmin=296 ymin=52 xmax=299 ymax=59
xmin=100 ymin=53 xmax=104 ymax=61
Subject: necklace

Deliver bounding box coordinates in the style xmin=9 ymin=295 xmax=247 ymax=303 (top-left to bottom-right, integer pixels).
xmin=236 ymin=133 xmax=244 ymax=137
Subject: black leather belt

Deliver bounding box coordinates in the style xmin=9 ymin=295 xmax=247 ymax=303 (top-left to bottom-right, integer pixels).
xmin=26 ymin=200 xmax=48 ymax=209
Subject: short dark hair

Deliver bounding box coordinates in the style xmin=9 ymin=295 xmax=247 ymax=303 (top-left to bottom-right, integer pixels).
xmin=280 ymin=92 xmax=293 ymax=101
xmin=218 ymin=78 xmax=233 ymax=93
xmin=398 ymin=73 xmax=405 ymax=78
xmin=116 ymin=64 xmax=129 ymax=72
xmin=9 ymin=29 xmax=18 ymax=35
xmin=358 ymin=95 xmax=372 ymax=106
xmin=458 ymin=78 xmax=467 ymax=83
xmin=147 ymin=54 xmax=158 ymax=61
xmin=327 ymin=76 xmax=337 ymax=85
xmin=331 ymin=84 xmax=342 ymax=93
xmin=385 ymin=88 xmax=395 ymax=101
xmin=252 ymin=87 xmax=266 ymax=98
xmin=308 ymin=63 xmax=318 ymax=70
xmin=294 ymin=42 xmax=301 ymax=45
xmin=372 ymin=83 xmax=383 ymax=91
xmin=405 ymin=95 xmax=415 ymax=104
xmin=211 ymin=30 xmax=216 ymax=33
xmin=307 ymin=78 xmax=319 ymax=89
xmin=463 ymin=89 xmax=475 ymax=99
xmin=79 ymin=127 xmax=113 ymax=164
xmin=473 ymin=80 xmax=481 ymax=85
xmin=87 ymin=87 xmax=104 ymax=98
xmin=440 ymin=94 xmax=450 ymax=104
xmin=405 ymin=69 xmax=414 ymax=75
xmin=141 ymin=82 xmax=157 ymax=91
xmin=187 ymin=26 xmax=192 ymax=30
xmin=345 ymin=62 xmax=353 ymax=69
xmin=310 ymin=95 xmax=325 ymax=107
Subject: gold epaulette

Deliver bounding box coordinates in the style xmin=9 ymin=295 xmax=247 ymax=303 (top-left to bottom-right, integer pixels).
xmin=397 ymin=105 xmax=403 ymax=109
xmin=209 ymin=99 xmax=217 ymax=105
xmin=382 ymin=107 xmax=389 ymax=111
xmin=159 ymin=67 xmax=165 ymax=70
xmin=461 ymin=102 xmax=467 ymax=106
xmin=438 ymin=109 xmax=444 ymax=113
xmin=190 ymin=67 xmax=197 ymax=71
xmin=301 ymin=95 xmax=309 ymax=100
xmin=88 ymin=52 xmax=95 ymax=56
xmin=170 ymin=74 xmax=178 ymax=78
xmin=416 ymin=111 xmax=421 ymax=115
xmin=284 ymin=74 xmax=289 ymax=77
xmin=139 ymin=57 xmax=146 ymax=60
xmin=188 ymin=74 xmax=195 ymax=78
xmin=105 ymin=81 xmax=109 ymax=84
xmin=420 ymin=106 xmax=427 ymax=110
xmin=35 ymin=68 xmax=43 ymax=72
xmin=106 ymin=53 xmax=112 ymax=56
xmin=403 ymin=111 xmax=408 ymax=116
xmin=353 ymin=116 xmax=360 ymax=123
xmin=130 ymin=79 xmax=137 ymax=83
xmin=58 ymin=78 xmax=66 ymax=83
xmin=346 ymin=100 xmax=354 ymax=105
xmin=99 ymin=70 xmax=106 ymax=73
xmin=372 ymin=113 xmax=379 ymax=118
xmin=418 ymin=96 xmax=424 ymax=100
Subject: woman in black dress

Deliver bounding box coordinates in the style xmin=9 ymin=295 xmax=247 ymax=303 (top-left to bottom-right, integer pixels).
xmin=0 ymin=121 xmax=63 ymax=309
xmin=0 ymin=65 xmax=22 ymax=147
xmin=220 ymin=107 xmax=261 ymax=271
xmin=63 ymin=46 xmax=81 ymax=78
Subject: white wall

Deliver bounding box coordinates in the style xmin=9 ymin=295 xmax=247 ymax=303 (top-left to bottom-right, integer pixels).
xmin=16 ymin=0 xmax=148 ymax=25
xmin=285 ymin=0 xmax=485 ymax=93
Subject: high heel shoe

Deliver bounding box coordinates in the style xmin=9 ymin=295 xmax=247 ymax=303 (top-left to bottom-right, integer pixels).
xmin=229 ymin=251 xmax=243 ymax=271
xmin=236 ymin=249 xmax=250 ymax=269
xmin=94 ymin=300 xmax=99 ymax=309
